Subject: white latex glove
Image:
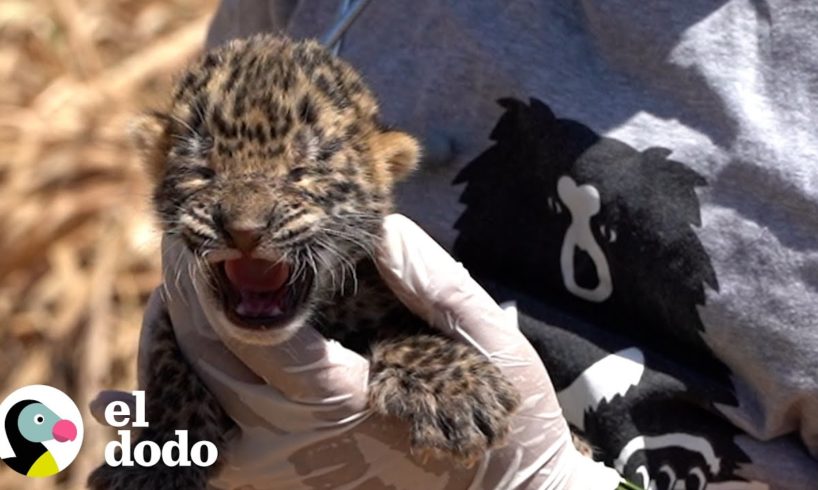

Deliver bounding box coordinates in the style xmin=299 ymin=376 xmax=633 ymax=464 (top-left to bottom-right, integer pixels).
xmin=91 ymin=214 xmax=622 ymax=489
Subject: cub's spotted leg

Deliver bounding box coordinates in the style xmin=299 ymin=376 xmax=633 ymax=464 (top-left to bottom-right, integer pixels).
xmin=368 ymin=334 xmax=520 ymax=466
xmin=88 ymin=306 xmax=235 ymax=490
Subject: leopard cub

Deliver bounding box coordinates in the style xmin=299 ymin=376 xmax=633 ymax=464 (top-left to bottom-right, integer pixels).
xmin=89 ymin=35 xmax=519 ymax=489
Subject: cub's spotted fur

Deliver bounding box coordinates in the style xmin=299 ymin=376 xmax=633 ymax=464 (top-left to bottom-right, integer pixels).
xmin=88 ymin=35 xmax=519 ymax=489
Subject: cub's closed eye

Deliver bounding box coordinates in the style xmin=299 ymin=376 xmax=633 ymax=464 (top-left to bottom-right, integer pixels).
xmin=191 ymin=166 xmax=216 ymax=179
xmin=288 ymin=167 xmax=309 ymax=181
xmin=175 ymin=166 xmax=216 ymax=193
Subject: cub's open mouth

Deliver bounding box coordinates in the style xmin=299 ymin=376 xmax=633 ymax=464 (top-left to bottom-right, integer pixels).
xmin=212 ymin=257 xmax=313 ymax=329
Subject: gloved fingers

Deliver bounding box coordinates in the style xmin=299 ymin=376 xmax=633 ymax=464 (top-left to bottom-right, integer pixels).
xmin=215 ymin=323 xmax=372 ymax=409
xmin=375 ymin=215 xmax=569 ymax=406
xmin=376 ymin=214 xmax=533 ymax=359
xmin=137 ymin=288 xmax=166 ymax=389
xmin=373 ymin=216 xmax=625 ymax=487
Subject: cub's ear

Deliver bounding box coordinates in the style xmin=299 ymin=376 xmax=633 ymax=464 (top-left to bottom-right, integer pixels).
xmin=129 ymin=111 xmax=171 ymax=182
xmin=369 ymin=130 xmax=421 ymax=181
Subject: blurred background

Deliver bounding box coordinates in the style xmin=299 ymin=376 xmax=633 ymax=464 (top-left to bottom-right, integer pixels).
xmin=0 ymin=0 xmax=217 ymax=487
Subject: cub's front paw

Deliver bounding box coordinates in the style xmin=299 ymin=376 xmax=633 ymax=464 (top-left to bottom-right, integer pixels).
xmin=369 ymin=336 xmax=520 ymax=466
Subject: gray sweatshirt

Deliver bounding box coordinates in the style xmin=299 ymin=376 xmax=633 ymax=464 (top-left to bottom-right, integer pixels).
xmin=208 ymin=1 xmax=818 ymax=489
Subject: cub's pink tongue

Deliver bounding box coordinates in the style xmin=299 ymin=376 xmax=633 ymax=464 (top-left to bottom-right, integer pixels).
xmin=224 ymin=258 xmax=289 ymax=292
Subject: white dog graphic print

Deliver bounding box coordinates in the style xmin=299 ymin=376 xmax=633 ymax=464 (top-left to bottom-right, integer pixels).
xmin=554 ymin=175 xmax=613 ymax=302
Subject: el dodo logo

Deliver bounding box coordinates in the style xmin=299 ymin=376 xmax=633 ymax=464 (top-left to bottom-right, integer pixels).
xmin=0 ymin=385 xmax=83 ymax=478
xmin=103 ymin=391 xmax=217 ymax=468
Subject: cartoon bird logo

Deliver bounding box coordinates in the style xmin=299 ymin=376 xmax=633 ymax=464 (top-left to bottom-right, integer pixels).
xmin=2 ymin=399 xmax=77 ymax=477
xmin=0 ymin=385 xmax=83 ymax=479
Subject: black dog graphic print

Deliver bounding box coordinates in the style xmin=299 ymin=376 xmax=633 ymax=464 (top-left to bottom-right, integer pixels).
xmin=566 ymin=348 xmax=766 ymax=489
xmin=451 ymin=97 xmax=769 ymax=486
xmin=492 ymin=289 xmax=766 ymax=489
xmin=454 ymin=97 xmax=726 ymax=380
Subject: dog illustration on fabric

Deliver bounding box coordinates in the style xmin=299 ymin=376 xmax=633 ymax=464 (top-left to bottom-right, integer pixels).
xmin=501 ymin=303 xmax=766 ymax=489
xmin=453 ymin=97 xmax=722 ymax=375
xmin=558 ymin=347 xmax=767 ymax=490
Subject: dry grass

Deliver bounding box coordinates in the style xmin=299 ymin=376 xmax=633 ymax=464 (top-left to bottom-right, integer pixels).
xmin=0 ymin=0 xmax=216 ymax=487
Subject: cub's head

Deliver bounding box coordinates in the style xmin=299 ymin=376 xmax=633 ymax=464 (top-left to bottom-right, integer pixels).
xmin=135 ymin=35 xmax=419 ymax=344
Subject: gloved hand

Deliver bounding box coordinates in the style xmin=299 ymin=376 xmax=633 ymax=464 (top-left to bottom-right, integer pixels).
xmin=91 ymin=214 xmax=622 ymax=489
